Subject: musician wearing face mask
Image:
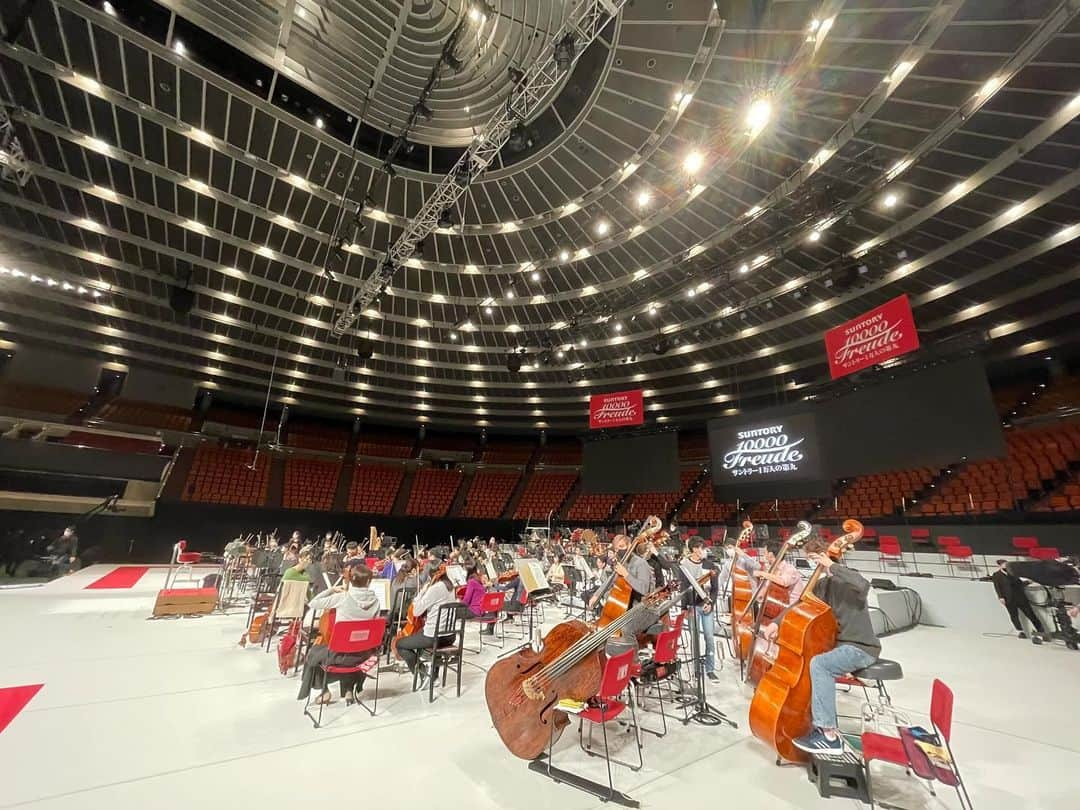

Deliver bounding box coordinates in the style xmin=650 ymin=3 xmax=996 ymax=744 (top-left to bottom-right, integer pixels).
xmin=792 ymin=538 xmax=881 ymax=754
xmin=587 ymin=533 xmax=653 ymax=613
xmin=679 ymin=538 xmax=720 ymax=680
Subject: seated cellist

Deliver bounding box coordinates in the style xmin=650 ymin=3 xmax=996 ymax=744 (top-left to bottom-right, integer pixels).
xmin=791 ymin=539 xmax=881 ymax=754
xmin=586 ymin=533 xmax=653 ymax=614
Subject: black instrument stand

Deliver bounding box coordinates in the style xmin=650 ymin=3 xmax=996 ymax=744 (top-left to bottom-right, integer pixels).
xmin=681 ymin=608 xmax=737 ymax=728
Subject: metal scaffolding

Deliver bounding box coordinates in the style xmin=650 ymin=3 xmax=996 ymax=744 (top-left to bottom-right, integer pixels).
xmin=331 ymin=0 xmax=627 ymax=338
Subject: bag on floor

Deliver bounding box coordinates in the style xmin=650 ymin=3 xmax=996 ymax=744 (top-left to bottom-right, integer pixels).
xmin=277 ymin=619 xmax=301 ymax=674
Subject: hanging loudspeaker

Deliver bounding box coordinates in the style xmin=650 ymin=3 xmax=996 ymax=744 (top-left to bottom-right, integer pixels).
xmin=169 ymin=286 xmax=195 ymax=316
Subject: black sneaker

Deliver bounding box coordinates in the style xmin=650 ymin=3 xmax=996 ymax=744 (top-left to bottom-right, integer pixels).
xmin=1032 ymin=634 xmax=1043 ymax=645
xmin=706 ymin=671 xmax=720 ymax=682
xmin=793 ymin=729 xmax=843 ymax=754
xmin=1018 ymin=631 xmax=1028 ymax=639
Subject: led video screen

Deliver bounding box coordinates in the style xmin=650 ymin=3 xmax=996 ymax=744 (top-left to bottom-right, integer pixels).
xmin=581 ymin=432 xmax=679 ymax=494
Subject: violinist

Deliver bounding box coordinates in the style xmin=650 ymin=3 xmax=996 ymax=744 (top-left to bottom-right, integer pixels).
xmin=678 ymin=538 xmax=720 ymax=680
xmin=547 ymin=552 xmax=566 ymax=589
xmin=462 ymin=566 xmax=496 ymax=635
xmin=389 ymin=558 xmax=419 ymax=621
xmin=296 ymin=564 xmax=381 ymax=707
xmin=395 ymin=565 xmax=456 ymax=683
xmin=792 ymin=538 xmax=881 ymax=755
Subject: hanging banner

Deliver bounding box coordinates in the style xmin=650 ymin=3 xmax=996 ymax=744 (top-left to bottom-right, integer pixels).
xmin=824 ymin=294 xmax=920 ymax=380
xmin=589 ymin=389 xmax=644 ymax=430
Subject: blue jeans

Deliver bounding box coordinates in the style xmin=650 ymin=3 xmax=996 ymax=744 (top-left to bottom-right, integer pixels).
xmin=809 ymin=644 xmax=876 ymax=730
xmin=695 ymin=606 xmax=715 ymax=674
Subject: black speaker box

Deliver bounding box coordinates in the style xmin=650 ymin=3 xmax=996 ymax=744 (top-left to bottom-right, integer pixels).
xmin=169 ymin=286 xmax=195 ymax=316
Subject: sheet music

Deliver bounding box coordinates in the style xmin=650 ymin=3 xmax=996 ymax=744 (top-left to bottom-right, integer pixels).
xmin=446 ymin=564 xmax=468 ymax=587
xmin=679 ymin=558 xmax=711 ymax=602
xmin=370 ymin=579 xmax=391 ymax=612
xmin=515 ymin=559 xmax=550 ymax=594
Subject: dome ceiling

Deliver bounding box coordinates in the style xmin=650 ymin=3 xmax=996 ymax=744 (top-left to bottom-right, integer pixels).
xmin=0 ymin=0 xmax=1078 ymax=432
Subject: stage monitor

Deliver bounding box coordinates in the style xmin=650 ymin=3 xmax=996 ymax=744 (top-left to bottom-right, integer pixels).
xmin=707 ymin=407 xmax=832 ymax=500
xmin=581 ymin=432 xmax=679 ymax=494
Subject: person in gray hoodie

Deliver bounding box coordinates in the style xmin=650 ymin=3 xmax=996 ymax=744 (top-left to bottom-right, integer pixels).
xmin=297 ymin=564 xmax=381 ymax=705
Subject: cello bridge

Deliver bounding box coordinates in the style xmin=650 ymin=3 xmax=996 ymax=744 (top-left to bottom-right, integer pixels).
xmin=521 ymin=677 xmax=546 ymax=700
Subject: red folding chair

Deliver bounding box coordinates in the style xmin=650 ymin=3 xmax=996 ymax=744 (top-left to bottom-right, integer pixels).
xmin=862 ymin=679 xmax=973 ymax=809
xmin=171 ymin=539 xmax=203 ymax=586
xmin=303 ymin=617 xmax=386 ymax=728
xmin=1030 ymin=547 xmax=1059 ymax=560
xmin=544 ymin=649 xmax=642 ymax=804
xmin=945 ymin=546 xmax=976 ymax=579
xmin=634 ymin=612 xmax=686 ymax=738
xmin=469 ymin=590 xmax=507 ymax=652
xmin=878 ymin=538 xmax=904 ymax=572
xmin=1011 ymin=536 xmax=1039 ymax=555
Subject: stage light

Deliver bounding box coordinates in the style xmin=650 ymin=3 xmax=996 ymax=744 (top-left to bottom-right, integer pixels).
xmin=508 ymin=67 xmax=525 ymax=84
xmin=882 ymin=192 xmax=898 ymax=208
xmin=808 ymin=230 xmax=821 ymax=243
xmin=637 ymin=189 xmax=652 ymax=207
xmin=738 ymin=263 xmax=749 ymax=274
xmin=450 ymin=331 xmax=458 ymax=341
xmin=554 ymin=34 xmax=576 ymax=70
xmin=414 ymin=101 xmax=433 ymax=121
xmin=173 ymin=39 xmax=186 ymax=56
xmin=579 ymin=338 xmax=587 ymax=347
xmin=559 ymin=249 xmax=570 ymax=262
xmin=103 ymin=1 xmax=117 ymax=17
xmin=315 ymin=117 xmax=325 ymax=129
xmin=595 ymin=220 xmax=610 ymax=236
xmin=454 ymin=154 xmax=473 ymax=186
xmin=507 ymin=125 xmax=531 ymax=151
xmin=505 ymin=288 xmax=515 ymax=299
xmin=683 ymin=150 xmax=704 ymax=174
xmin=614 ymin=322 xmax=623 ymax=333
xmin=484 ymin=305 xmax=493 ymax=314
xmin=531 ymin=270 xmax=541 ymax=281
xmin=746 ymin=97 xmax=772 ymax=136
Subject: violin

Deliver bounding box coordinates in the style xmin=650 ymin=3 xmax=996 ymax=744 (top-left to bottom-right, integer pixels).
xmin=748 ymin=519 xmax=864 ymax=764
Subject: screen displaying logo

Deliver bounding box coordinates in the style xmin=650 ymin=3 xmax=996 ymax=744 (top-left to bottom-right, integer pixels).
xmin=589 ymin=389 xmax=644 ymax=430
xmin=708 ymin=412 xmax=823 ymax=484
xmin=824 ymin=294 xmax=920 ymax=380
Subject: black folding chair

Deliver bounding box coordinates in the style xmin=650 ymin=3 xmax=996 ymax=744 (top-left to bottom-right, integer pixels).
xmin=411 ymin=601 xmax=469 ymax=703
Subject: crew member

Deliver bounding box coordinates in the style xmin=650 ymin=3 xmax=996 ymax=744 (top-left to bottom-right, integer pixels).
xmin=679 ymin=537 xmax=720 ymax=680
xmin=792 ymin=538 xmax=881 ymax=754
xmin=48 ymin=526 xmax=80 ymax=575
xmin=992 ymin=558 xmax=1046 ymax=642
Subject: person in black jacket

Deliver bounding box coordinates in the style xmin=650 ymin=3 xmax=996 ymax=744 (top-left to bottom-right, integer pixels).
xmin=793 ymin=538 xmax=881 ymax=754
xmin=677 ymin=538 xmax=720 ymax=680
xmin=992 ymin=559 xmax=1045 ymax=641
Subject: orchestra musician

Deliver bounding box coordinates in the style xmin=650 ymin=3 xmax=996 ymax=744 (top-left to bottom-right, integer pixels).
xmin=462 ymin=566 xmax=496 ymax=634
xmin=747 ymin=539 xmax=804 ymax=603
xmin=395 ymin=565 xmax=456 ymax=684
xmin=587 ymin=534 xmax=653 ymax=611
xmin=791 ymin=537 xmax=881 ymax=754
xmin=678 ymin=537 xmax=720 ymax=680
xmin=296 ymin=564 xmax=381 ymax=706
xmin=546 ymin=552 xmax=566 ymax=589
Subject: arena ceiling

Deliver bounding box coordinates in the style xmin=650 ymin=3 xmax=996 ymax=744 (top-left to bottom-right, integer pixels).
xmin=0 ymin=0 xmax=1078 ymax=432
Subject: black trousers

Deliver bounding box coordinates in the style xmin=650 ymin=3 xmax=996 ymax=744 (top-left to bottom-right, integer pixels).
xmin=296 ymin=644 xmax=371 ymax=699
xmin=395 ymin=632 xmax=454 ymax=673
xmin=1005 ymin=593 xmax=1045 ymax=633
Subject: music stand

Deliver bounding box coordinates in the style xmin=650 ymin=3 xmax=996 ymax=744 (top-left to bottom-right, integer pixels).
xmin=681 ymin=607 xmax=737 ymax=728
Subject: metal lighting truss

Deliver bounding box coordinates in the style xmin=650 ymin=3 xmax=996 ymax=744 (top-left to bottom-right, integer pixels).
xmin=331 ymin=0 xmax=627 ymax=337
xmin=0 ymin=105 xmax=31 ymax=187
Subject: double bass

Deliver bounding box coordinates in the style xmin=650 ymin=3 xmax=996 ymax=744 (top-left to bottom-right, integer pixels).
xmin=742 ymin=521 xmax=815 ymax=685
xmin=485 ymin=572 xmax=710 ymax=760
xmin=595 ymin=516 xmax=663 ymax=629
xmin=748 ymin=519 xmax=864 ymax=763
xmin=729 ymin=519 xmax=758 ymax=664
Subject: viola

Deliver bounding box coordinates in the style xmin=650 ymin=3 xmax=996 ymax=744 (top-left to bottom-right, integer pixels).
xmin=748 ymin=519 xmax=864 ymax=763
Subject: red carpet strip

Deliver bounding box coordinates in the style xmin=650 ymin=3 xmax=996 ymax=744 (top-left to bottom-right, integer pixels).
xmin=0 ymin=684 xmax=43 ymax=735
xmin=84 ymin=566 xmax=150 ymax=590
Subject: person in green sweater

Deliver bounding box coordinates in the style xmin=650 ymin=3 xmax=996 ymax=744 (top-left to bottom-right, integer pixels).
xmin=282 ymin=548 xmax=314 ymax=582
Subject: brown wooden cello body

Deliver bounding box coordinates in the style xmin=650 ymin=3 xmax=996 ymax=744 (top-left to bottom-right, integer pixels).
xmin=729 ymin=520 xmax=757 ymax=663
xmin=595 ymin=516 xmax=662 ymax=629
xmin=748 ymin=519 xmax=864 ymax=763
xmin=484 ymin=619 xmax=603 ymax=760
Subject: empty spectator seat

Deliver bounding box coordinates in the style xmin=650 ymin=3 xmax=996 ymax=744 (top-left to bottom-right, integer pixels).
xmin=282 ymin=456 xmax=340 ymax=511
xmin=515 ymin=471 xmax=577 ymax=520
xmin=746 ymin=498 xmax=816 ymax=522
xmin=357 ymin=430 xmax=415 ymax=459
xmin=622 ymin=469 xmax=699 ymax=521
xmin=462 ymin=470 xmax=520 ymax=518
xmin=819 ymin=467 xmax=936 ymax=519
xmin=678 ymin=475 xmax=734 ymax=523
xmin=567 ymin=492 xmax=621 ymax=522
xmin=97 ymin=398 xmax=192 ymax=431
xmin=0 ymin=382 xmax=86 ymax=418
xmin=537 ymin=440 xmax=582 ymax=466
xmin=481 ymin=439 xmax=535 ymax=465
xmin=406 ymin=468 xmax=463 ymax=517
xmin=182 ymin=445 xmax=269 ymax=506
xmin=348 ymin=463 xmax=405 ymax=514
xmin=287 ymin=422 xmax=349 ymax=453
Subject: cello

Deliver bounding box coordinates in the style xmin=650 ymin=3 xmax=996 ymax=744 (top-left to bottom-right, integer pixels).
xmin=391 ymin=562 xmax=447 ymax=659
xmin=485 ymin=572 xmax=710 ymax=760
xmin=748 ymin=519 xmax=864 ymax=764
xmin=742 ymin=521 xmax=815 ymax=685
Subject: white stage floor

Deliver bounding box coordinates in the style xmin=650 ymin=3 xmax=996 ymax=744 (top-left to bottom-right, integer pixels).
xmin=1 ymin=565 xmax=1077 ymax=809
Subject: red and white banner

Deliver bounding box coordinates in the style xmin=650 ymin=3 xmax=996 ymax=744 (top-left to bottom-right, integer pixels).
xmin=824 ymin=294 xmax=920 ymax=380
xmin=589 ymin=389 xmax=644 ymax=430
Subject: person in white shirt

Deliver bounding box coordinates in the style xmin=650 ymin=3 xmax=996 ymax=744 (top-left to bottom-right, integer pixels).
xmin=394 ymin=567 xmax=457 ymax=684
xmin=297 ymin=565 xmax=380 ymax=706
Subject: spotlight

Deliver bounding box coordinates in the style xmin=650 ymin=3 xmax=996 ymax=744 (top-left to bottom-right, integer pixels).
xmin=315 ymin=117 xmax=325 ymax=129
xmin=558 ymin=249 xmax=570 ymax=262
xmin=595 ymin=220 xmax=610 ymax=236
xmin=882 ymin=192 xmax=899 ymax=208
xmin=683 ymin=151 xmax=704 ymax=174
xmin=530 ymin=270 xmax=541 ymax=282
xmin=507 ymin=125 xmax=532 ymax=151
xmin=653 ymin=337 xmax=671 ymax=355
xmin=508 ymin=67 xmax=525 ymax=85
xmin=449 ymin=331 xmax=459 ymax=341
xmin=437 ymin=207 xmax=455 ymax=229
xmin=636 ymin=189 xmax=652 ymax=207
xmin=103 ymin=1 xmax=117 ymax=16
xmin=554 ymin=34 xmax=576 ymax=71
xmin=413 ymin=101 xmax=433 ymax=121
xmin=454 ymin=154 xmax=473 ymax=186
xmin=746 ymin=97 xmax=773 ymax=135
